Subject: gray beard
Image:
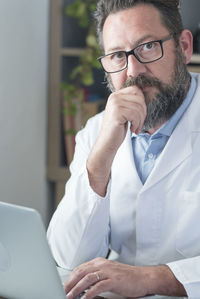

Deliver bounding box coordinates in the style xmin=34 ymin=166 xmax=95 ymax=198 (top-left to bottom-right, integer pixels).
xmin=106 ymin=47 xmax=191 ymax=132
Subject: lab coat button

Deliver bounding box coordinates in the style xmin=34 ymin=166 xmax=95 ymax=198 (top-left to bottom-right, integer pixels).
xmin=148 ymin=153 xmax=154 ymax=159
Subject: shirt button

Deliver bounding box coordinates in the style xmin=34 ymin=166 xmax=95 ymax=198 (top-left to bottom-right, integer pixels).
xmin=148 ymin=153 xmax=154 ymax=159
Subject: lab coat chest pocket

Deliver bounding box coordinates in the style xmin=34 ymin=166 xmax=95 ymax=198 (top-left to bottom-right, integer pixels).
xmin=176 ymin=191 xmax=200 ymax=258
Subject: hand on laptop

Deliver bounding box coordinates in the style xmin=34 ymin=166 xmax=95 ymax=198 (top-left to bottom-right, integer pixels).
xmin=64 ymin=257 xmax=156 ymax=298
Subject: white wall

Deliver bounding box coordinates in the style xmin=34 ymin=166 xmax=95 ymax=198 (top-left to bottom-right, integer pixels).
xmin=0 ymin=0 xmax=49 ymax=224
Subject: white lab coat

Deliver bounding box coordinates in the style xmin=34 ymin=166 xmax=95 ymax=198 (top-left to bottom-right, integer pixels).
xmin=47 ymin=73 xmax=200 ymax=298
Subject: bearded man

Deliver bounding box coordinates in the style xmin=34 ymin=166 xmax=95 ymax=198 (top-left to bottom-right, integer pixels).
xmin=48 ymin=1 xmax=200 ymax=298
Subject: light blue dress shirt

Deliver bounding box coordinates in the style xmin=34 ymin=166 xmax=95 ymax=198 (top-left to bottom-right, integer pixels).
xmin=132 ymin=73 xmax=197 ymax=184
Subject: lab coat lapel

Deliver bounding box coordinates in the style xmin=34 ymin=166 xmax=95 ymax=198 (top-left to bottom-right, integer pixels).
xmin=142 ymin=115 xmax=192 ymax=192
xmin=142 ymin=79 xmax=200 ymax=193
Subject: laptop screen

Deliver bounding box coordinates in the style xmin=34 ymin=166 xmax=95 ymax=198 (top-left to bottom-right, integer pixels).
xmin=0 ymin=201 xmax=66 ymax=299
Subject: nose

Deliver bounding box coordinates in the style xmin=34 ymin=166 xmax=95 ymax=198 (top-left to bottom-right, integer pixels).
xmin=126 ymin=54 xmax=147 ymax=77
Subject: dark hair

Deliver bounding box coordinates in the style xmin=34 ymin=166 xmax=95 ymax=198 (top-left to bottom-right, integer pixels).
xmin=94 ymin=0 xmax=183 ymax=50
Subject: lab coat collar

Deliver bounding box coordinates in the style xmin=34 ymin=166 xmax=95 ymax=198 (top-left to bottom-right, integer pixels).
xmin=141 ymin=73 xmax=200 ymax=193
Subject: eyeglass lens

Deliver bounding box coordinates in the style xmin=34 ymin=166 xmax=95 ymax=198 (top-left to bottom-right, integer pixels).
xmin=101 ymin=40 xmax=163 ymax=73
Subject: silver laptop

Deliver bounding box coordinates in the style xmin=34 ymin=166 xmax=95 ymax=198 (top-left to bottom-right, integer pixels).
xmin=0 ymin=201 xmax=67 ymax=299
xmin=0 ymin=202 xmax=177 ymax=299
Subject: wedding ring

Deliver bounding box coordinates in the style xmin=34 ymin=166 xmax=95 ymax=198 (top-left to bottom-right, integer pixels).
xmin=94 ymin=272 xmax=100 ymax=281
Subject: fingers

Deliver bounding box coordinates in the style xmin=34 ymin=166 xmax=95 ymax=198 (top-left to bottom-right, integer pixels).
xmin=64 ymin=258 xmax=151 ymax=299
xmin=66 ymin=272 xmax=102 ymax=299
xmin=64 ymin=265 xmax=88 ymax=294
xmin=81 ymin=280 xmax=111 ymax=299
xmin=65 ymin=260 xmax=98 ymax=294
xmin=66 ymin=271 xmax=110 ymax=299
xmin=65 ymin=258 xmax=110 ymax=299
xmin=65 ymin=258 xmax=146 ymax=299
xmin=105 ymin=85 xmax=147 ymax=134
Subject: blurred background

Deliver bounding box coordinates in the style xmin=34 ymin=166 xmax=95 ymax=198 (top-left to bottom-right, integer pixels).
xmin=0 ymin=0 xmax=200 ymax=227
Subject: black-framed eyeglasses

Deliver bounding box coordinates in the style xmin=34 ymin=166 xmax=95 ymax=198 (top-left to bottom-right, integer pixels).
xmin=98 ymin=35 xmax=174 ymax=74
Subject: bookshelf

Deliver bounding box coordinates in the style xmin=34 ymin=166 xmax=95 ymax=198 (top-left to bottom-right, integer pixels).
xmin=188 ymin=55 xmax=200 ymax=73
xmin=47 ymin=0 xmax=200 ymax=208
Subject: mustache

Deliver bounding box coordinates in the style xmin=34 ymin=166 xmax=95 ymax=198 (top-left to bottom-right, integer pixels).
xmin=122 ymin=74 xmax=164 ymax=91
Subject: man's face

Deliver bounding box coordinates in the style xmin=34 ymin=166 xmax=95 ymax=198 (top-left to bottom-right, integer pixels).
xmin=102 ymin=4 xmax=191 ymax=131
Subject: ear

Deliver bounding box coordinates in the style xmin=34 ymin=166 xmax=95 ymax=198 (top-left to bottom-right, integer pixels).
xmin=179 ymin=29 xmax=193 ymax=64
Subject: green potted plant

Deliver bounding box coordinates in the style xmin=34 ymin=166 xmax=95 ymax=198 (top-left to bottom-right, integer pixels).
xmin=61 ymin=0 xmax=102 ymax=163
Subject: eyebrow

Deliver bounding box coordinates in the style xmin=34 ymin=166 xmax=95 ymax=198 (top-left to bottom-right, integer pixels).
xmin=105 ymin=34 xmax=159 ymax=54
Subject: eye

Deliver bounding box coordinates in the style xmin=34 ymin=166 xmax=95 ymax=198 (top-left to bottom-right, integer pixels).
xmin=110 ymin=51 xmax=125 ymax=61
xmin=143 ymin=41 xmax=157 ymax=51
xmin=136 ymin=41 xmax=159 ymax=57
